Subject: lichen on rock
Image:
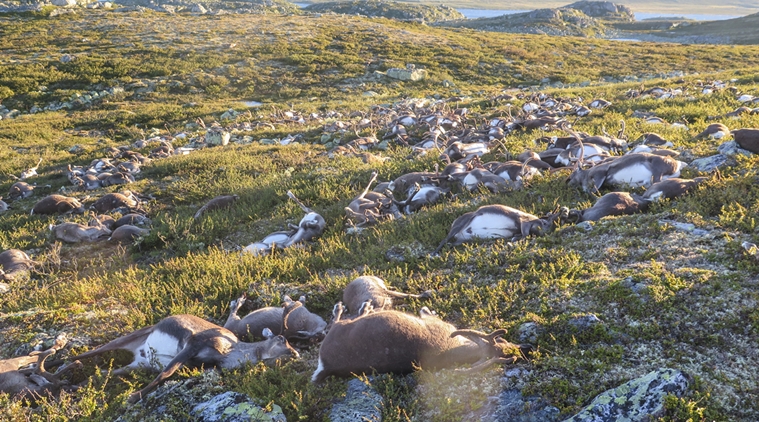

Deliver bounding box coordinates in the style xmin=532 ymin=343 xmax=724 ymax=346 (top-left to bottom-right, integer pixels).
xmin=563 ymin=368 xmax=690 ymax=422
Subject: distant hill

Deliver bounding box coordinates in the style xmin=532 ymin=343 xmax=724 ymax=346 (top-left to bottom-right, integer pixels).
xmin=111 ymin=0 xmax=300 ymax=13
xmin=304 ymin=0 xmax=464 ymax=22
xmin=436 ymin=7 xmax=609 ymax=37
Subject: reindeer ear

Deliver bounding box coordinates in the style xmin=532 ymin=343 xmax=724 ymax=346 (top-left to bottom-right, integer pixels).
xmin=262 ymin=328 xmax=274 ymax=338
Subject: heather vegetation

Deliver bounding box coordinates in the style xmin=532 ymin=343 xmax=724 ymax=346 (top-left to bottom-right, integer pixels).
xmin=1 ymin=7 xmax=759 ymax=422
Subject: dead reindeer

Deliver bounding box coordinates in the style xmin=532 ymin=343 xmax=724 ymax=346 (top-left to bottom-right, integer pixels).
xmin=114 ymin=213 xmax=152 ymax=229
xmin=394 ymin=183 xmax=450 ymax=214
xmin=443 ymin=141 xmax=490 ymax=161
xmin=109 ymin=225 xmax=150 ymax=244
xmin=312 ymin=307 xmax=530 ymax=382
xmin=458 ymin=168 xmax=519 ymax=193
xmin=7 ymin=182 xmax=35 ymax=200
xmin=71 ymin=174 xmax=102 ymax=191
xmin=485 ymin=160 xmax=541 ymax=183
xmin=0 ymin=334 xmax=75 ymax=400
xmin=517 ymin=151 xmax=553 ymax=171
xmin=636 ymin=133 xmax=673 ymax=147
xmin=554 ymin=142 xmax=611 ymax=167
xmin=225 ymin=294 xmax=327 ymax=342
xmin=0 ymin=249 xmax=37 ymax=281
xmin=19 ymin=158 xmax=43 ymax=180
xmin=564 ymin=135 xmax=686 ymax=194
xmin=283 ymin=190 xmax=326 ymax=246
xmin=50 ymin=221 xmax=112 ymax=243
xmin=90 ymin=214 xmax=117 ymax=231
xmin=732 ymin=128 xmax=759 ymax=154
xmin=345 ymin=172 xmax=402 ymax=227
xmin=193 ymin=194 xmax=239 ymax=219
xmin=642 ymin=177 xmax=709 ymax=202
xmin=101 ymin=172 xmax=135 ymax=187
xmin=567 ymin=192 xmax=649 ymax=223
xmin=434 ymin=205 xmax=567 ymax=254
xmin=388 ymin=172 xmax=441 ymax=199
xmin=243 ymin=231 xmax=294 ymax=256
xmin=31 ymin=195 xmax=85 ymax=215
xmin=242 ymin=191 xmax=325 ymax=256
xmin=342 ymin=275 xmax=433 ymax=315
xmin=64 ymin=166 xmax=83 ymax=184
xmin=694 ymin=123 xmax=730 ymax=140
xmin=63 ymin=314 xmax=299 ymax=403
xmin=91 ymin=192 xmax=140 ymax=214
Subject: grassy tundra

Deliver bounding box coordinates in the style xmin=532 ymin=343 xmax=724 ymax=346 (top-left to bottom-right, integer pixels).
xmin=2 ymin=9 xmax=759 ymax=421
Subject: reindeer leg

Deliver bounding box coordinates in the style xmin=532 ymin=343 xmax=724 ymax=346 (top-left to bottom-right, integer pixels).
xmin=127 ymin=345 xmax=195 ymax=403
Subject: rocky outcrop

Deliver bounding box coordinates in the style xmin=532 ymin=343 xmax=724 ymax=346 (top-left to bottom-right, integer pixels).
xmin=436 ymin=8 xmax=608 ymax=38
xmin=304 ymin=0 xmax=464 ymax=23
xmin=116 ymin=371 xmax=285 ymax=422
xmin=565 ymin=1 xmax=634 ymax=21
xmin=563 ymin=368 xmax=690 ymax=422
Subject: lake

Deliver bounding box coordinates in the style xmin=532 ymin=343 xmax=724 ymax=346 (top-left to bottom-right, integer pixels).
xmin=293 ymin=3 xmax=744 ymax=22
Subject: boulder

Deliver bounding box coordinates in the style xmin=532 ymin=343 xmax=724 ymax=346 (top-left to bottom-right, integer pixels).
xmin=191 ymin=3 xmax=207 ymax=14
xmin=386 ymin=66 xmax=427 ymax=82
xmin=563 ymin=368 xmax=690 ymax=422
xmin=191 ymin=391 xmax=286 ymax=422
xmin=689 ymin=154 xmax=727 ymax=172
xmin=52 ymin=0 xmax=76 ymax=6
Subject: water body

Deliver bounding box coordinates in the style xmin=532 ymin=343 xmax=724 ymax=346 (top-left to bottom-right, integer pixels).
xmin=457 ymin=9 xmax=742 ymax=21
xmin=293 ymin=3 xmax=744 ymax=22
xmin=634 ymin=12 xmax=740 ymax=21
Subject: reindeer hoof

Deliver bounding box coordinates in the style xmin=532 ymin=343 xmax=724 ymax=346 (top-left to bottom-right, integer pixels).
xmin=127 ymin=392 xmax=142 ymax=404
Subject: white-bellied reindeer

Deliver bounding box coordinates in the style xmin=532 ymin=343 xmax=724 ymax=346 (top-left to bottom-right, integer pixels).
xmin=434 ymin=205 xmax=568 ymax=254
xmin=345 ymin=172 xmax=402 ymax=227
xmin=225 ymin=294 xmax=327 ymax=343
xmin=312 ymin=307 xmax=531 ymax=382
xmin=63 ymin=314 xmax=299 ymax=403
xmin=563 ymin=129 xmax=686 ymax=194
xmin=243 ymin=191 xmax=325 ymax=255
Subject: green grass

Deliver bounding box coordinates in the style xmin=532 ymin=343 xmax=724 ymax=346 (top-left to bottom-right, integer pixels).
xmin=2 ymin=8 xmax=759 ymax=422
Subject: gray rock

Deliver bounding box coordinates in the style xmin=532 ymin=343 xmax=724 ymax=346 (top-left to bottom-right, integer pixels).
xmin=717 ymin=140 xmax=752 ymax=157
xmin=490 ymin=389 xmax=561 ymax=422
xmin=329 ymin=378 xmax=383 ymax=422
xmin=385 ymin=67 xmax=427 ymax=82
xmin=563 ymin=368 xmax=690 ymax=422
xmin=191 ymin=391 xmax=286 ymax=422
xmin=51 ymin=0 xmax=76 ymax=7
xmin=517 ymin=321 xmax=541 ymax=343
xmin=0 ymin=282 xmax=9 ymax=294
xmin=60 ymin=54 xmax=76 ymax=63
xmin=689 ymin=154 xmax=727 ymax=172
xmin=569 ymin=314 xmax=602 ymax=330
xmin=116 ymin=371 xmax=285 ymax=422
xmin=191 ymin=3 xmax=207 ymax=13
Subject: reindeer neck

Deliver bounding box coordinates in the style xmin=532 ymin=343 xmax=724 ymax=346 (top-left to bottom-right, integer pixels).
xmin=436 ymin=340 xmax=484 ymax=367
xmin=222 ymin=341 xmax=262 ymax=368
